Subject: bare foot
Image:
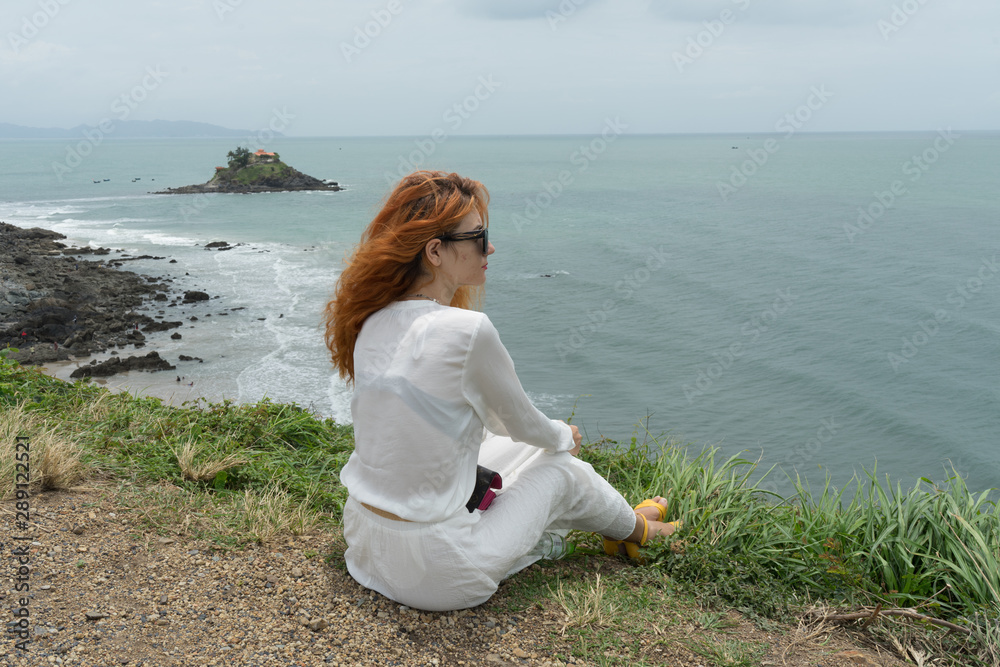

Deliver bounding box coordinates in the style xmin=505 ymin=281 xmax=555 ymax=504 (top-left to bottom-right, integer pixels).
xmin=634 ymin=496 xmax=668 ymax=522
xmin=647 ymin=519 xmax=681 ymax=538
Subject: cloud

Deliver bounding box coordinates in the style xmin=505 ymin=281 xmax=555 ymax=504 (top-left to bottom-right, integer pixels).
xmin=458 ymin=0 xmax=567 ymax=20
xmin=0 ymin=40 xmax=74 ymax=67
xmin=712 ymin=86 xmax=767 ymax=100
xmin=647 ymin=0 xmax=877 ymax=26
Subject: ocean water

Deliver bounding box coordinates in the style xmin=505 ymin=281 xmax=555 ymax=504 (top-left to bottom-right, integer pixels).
xmin=1 ymin=133 xmax=998 ymax=496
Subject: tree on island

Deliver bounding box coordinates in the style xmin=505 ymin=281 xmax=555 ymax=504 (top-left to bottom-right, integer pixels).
xmin=226 ymin=147 xmax=251 ymax=170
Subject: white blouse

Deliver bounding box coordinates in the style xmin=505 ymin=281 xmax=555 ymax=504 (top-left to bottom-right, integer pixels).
xmin=338 ymin=300 xmax=575 ymax=523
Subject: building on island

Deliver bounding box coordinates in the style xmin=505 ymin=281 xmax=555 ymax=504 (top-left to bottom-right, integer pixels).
xmin=252 ymin=149 xmax=277 ymax=164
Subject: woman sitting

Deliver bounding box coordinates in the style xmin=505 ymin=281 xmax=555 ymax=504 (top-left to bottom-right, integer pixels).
xmin=324 ymin=170 xmax=680 ymax=611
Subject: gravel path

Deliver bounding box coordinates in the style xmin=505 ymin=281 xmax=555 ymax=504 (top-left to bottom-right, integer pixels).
xmin=3 ymin=490 xmax=587 ymax=666
xmin=3 ymin=490 xmax=907 ymax=667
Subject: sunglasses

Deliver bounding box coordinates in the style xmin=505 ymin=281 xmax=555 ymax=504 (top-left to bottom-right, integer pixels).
xmin=436 ymin=227 xmax=489 ymax=255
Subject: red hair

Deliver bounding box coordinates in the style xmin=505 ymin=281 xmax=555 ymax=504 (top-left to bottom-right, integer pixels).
xmin=324 ymin=171 xmax=490 ymax=382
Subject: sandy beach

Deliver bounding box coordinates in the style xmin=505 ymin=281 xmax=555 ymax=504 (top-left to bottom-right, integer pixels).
xmin=38 ymin=356 xmax=224 ymax=407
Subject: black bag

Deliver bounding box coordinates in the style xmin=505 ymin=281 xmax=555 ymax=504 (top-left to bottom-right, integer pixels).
xmin=466 ymin=465 xmax=502 ymax=512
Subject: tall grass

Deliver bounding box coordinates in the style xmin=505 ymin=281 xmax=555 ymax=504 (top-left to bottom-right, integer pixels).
xmin=0 ymin=403 xmax=86 ymax=497
xmin=582 ymin=434 xmax=1000 ymax=623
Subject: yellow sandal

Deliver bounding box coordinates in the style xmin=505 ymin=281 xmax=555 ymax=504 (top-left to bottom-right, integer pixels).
xmin=602 ymin=498 xmax=675 ymax=560
xmin=633 ymin=498 xmax=669 ymax=522
xmin=634 ymin=498 xmax=683 ymax=535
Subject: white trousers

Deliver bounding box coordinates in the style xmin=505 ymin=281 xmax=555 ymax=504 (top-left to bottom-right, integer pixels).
xmin=342 ymin=434 xmax=637 ymax=611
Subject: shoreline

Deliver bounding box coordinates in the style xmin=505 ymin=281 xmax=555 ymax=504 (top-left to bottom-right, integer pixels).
xmin=0 ymin=220 xmax=222 ymax=404
xmin=38 ymin=357 xmax=225 ymax=407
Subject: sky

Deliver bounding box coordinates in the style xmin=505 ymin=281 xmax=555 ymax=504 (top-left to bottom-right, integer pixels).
xmin=1 ymin=0 xmax=998 ymax=136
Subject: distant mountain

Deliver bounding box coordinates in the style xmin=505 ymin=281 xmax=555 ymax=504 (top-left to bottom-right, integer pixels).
xmin=0 ymin=120 xmax=275 ymax=139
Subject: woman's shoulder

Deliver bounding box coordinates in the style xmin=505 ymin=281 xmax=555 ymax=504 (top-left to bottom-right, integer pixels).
xmin=373 ymin=302 xmax=496 ymax=341
xmin=419 ymin=306 xmax=489 ymax=340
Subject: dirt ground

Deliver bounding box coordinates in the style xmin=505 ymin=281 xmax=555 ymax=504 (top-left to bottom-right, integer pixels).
xmin=2 ymin=489 xmax=910 ymax=666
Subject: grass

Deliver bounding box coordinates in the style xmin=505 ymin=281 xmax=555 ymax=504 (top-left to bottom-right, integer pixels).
xmin=211 ymin=162 xmax=291 ymax=185
xmin=1 ymin=349 xmax=352 ymax=545
xmin=550 ymin=574 xmax=619 ymax=633
xmin=684 ymin=637 xmax=767 ymax=667
xmin=0 ymin=402 xmax=86 ymax=496
xmin=2 ymin=349 xmax=999 ymax=665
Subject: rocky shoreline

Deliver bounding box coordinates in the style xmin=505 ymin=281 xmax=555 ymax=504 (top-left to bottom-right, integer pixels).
xmin=0 ymin=221 xmax=197 ymax=375
xmin=153 ymin=167 xmax=343 ymax=195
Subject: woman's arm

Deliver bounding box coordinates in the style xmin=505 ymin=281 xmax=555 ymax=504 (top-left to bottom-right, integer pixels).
xmin=461 ymin=315 xmax=575 ymax=453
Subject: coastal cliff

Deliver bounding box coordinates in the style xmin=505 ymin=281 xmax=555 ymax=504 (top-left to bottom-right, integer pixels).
xmin=154 ymin=148 xmax=342 ymax=195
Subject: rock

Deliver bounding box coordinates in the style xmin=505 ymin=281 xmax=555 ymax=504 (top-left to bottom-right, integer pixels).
xmin=183 ymin=290 xmax=210 ymax=303
xmin=307 ymin=619 xmax=328 ymax=632
xmin=0 ymin=223 xmax=184 ymax=365
xmin=142 ymin=320 xmax=182 ymax=332
xmin=205 ymin=241 xmax=230 ymax=249
xmin=153 ymin=159 xmax=344 ymax=195
xmin=69 ymin=351 xmax=175 ymax=378
xmin=170 ymin=332 xmax=181 ymax=339
xmin=85 ymin=611 xmax=108 ymax=621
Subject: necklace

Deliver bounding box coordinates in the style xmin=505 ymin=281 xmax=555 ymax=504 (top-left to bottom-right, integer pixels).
xmin=405 ymin=293 xmax=441 ymax=304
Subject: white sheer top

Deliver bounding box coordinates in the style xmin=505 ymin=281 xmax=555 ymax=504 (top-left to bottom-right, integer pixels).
xmin=338 ymin=300 xmax=574 ymax=523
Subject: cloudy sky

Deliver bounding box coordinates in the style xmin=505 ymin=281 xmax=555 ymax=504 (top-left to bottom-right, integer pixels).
xmin=2 ymin=0 xmax=998 ymax=136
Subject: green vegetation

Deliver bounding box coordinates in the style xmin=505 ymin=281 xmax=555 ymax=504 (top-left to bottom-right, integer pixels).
xmin=1 ymin=350 xmax=353 ymax=545
xmin=226 ymin=146 xmax=251 ymax=170
xmin=227 ymin=162 xmax=291 ymax=185
xmin=2 ymin=350 xmax=997 ymax=664
xmin=215 ymin=146 xmax=289 ymax=186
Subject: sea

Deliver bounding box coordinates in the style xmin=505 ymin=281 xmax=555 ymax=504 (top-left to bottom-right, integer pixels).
xmin=1 ymin=132 xmax=998 ymax=497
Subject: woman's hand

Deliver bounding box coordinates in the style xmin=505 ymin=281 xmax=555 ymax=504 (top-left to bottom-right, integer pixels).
xmin=568 ymin=424 xmax=582 ymax=457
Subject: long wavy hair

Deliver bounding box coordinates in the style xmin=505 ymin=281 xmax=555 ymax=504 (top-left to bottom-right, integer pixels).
xmin=324 ymin=170 xmax=490 ymax=382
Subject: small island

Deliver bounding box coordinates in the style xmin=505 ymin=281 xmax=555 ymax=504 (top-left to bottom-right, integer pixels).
xmin=154 ymin=147 xmax=343 ymax=194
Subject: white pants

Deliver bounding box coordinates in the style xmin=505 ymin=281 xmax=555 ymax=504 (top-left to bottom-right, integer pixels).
xmin=342 ymin=435 xmax=637 ymax=611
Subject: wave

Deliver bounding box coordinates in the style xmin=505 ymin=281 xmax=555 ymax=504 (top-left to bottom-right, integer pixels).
xmin=43 ymin=219 xmax=201 ymax=250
